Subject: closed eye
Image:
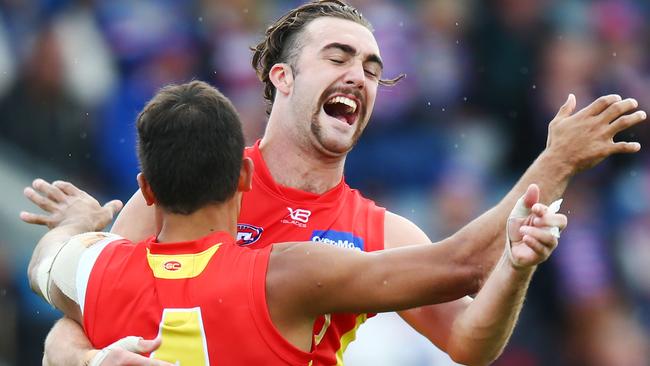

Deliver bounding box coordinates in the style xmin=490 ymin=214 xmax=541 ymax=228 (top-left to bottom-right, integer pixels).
xmin=329 ymin=59 xmax=344 ymax=64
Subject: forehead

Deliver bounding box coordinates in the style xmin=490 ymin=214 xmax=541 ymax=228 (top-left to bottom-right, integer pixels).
xmin=301 ymin=17 xmax=380 ymax=57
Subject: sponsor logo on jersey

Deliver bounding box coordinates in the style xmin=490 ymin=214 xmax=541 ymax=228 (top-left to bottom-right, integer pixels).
xmin=164 ymin=261 xmax=181 ymax=271
xmin=311 ymin=230 xmax=364 ymax=251
xmin=282 ymin=208 xmax=312 ymax=228
xmin=237 ymin=223 xmax=264 ymax=246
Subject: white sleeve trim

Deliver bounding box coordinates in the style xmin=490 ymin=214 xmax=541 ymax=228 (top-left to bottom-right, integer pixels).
xmin=76 ymin=233 xmax=124 ymax=315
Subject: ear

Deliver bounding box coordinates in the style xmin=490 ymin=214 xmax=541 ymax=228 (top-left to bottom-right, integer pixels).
xmin=269 ymin=63 xmax=294 ymax=96
xmin=137 ymin=173 xmax=156 ymax=206
xmin=238 ymin=157 xmax=254 ymax=192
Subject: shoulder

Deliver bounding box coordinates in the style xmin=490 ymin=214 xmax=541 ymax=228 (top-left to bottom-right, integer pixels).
xmin=384 ymin=211 xmax=432 ymax=249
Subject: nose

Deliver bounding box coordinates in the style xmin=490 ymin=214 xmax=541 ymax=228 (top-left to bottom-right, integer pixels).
xmin=343 ymin=62 xmax=365 ymax=89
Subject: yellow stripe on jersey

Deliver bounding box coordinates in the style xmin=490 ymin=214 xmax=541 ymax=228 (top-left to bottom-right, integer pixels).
xmin=146 ymin=244 xmax=221 ymax=279
xmin=314 ymin=314 xmax=332 ymax=346
xmin=335 ymin=314 xmax=367 ymax=366
xmin=151 ymin=307 xmax=210 ymax=365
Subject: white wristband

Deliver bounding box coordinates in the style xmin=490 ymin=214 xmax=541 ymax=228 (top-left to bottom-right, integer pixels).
xmin=89 ymin=336 xmax=144 ymax=366
xmin=505 ymin=197 xmax=563 ymax=266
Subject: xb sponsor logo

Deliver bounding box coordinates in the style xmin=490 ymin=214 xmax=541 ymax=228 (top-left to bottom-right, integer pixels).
xmin=281 ymin=208 xmax=312 ymax=228
xmin=237 ymin=223 xmax=264 ymax=246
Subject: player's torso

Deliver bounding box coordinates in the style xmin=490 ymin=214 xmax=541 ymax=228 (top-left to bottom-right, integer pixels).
xmin=237 ymin=142 xmax=386 ymax=366
xmin=83 ymin=233 xmax=311 ymax=365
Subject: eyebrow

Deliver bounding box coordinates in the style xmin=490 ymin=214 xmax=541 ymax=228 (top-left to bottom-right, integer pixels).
xmin=321 ymin=42 xmax=384 ymax=70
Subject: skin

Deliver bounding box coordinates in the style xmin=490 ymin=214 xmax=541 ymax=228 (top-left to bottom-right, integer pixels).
xmin=25 ymin=176 xmax=564 ymax=364
xmin=21 ymin=16 xmax=646 ymax=366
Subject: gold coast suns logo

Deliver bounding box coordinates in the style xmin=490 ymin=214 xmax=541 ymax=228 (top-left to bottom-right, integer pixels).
xmin=164 ymin=261 xmax=181 ymax=271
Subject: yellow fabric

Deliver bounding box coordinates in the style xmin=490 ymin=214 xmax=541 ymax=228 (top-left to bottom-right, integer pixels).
xmin=335 ymin=314 xmax=367 ymax=366
xmin=152 ymin=308 xmax=209 ymax=365
xmin=146 ymin=244 xmax=221 ymax=279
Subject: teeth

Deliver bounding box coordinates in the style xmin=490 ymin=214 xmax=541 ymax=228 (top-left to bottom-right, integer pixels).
xmin=326 ymin=96 xmax=357 ymax=113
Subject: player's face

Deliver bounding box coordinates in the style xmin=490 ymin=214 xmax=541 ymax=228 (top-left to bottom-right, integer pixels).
xmin=289 ymin=17 xmax=382 ymax=157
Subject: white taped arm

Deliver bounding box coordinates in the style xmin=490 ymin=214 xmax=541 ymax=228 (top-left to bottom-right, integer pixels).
xmin=38 ymin=232 xmax=122 ymax=308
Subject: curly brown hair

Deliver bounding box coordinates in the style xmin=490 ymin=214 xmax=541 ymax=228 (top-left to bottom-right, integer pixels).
xmin=251 ymin=0 xmax=405 ymax=114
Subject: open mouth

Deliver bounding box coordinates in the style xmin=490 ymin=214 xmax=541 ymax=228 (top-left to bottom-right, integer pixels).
xmin=323 ymin=95 xmax=360 ymax=125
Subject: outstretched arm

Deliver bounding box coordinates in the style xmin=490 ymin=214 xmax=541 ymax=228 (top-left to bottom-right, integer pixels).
xmin=110 ymin=189 xmax=157 ymax=241
xmin=449 ymin=94 xmax=645 ymax=287
xmin=268 ymin=185 xmax=564 ymax=364
xmin=24 ymin=179 xmax=122 ymax=314
xmin=22 ymin=180 xmax=172 ymax=366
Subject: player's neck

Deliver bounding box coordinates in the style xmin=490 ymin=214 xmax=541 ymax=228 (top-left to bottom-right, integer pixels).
xmin=156 ymin=201 xmax=239 ymax=243
xmin=259 ymin=135 xmax=345 ymax=194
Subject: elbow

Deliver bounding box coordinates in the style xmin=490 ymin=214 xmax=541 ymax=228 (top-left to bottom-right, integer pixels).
xmin=27 ymin=257 xmax=40 ymax=293
xmin=447 ymin=345 xmax=502 ymax=366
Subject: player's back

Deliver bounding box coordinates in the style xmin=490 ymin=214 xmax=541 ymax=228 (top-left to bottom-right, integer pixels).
xmin=80 ymin=231 xmax=312 ymax=365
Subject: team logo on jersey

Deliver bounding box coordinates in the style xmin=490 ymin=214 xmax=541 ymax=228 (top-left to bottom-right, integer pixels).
xmin=164 ymin=261 xmax=181 ymax=271
xmin=237 ymin=223 xmax=264 ymax=246
xmin=311 ymin=230 xmax=365 ymax=251
xmin=281 ymin=208 xmax=312 ymax=228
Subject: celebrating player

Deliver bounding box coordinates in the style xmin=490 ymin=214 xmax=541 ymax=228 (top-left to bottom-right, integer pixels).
xmin=24 ymin=81 xmax=565 ymax=365
xmin=22 ymin=1 xmax=646 ymax=365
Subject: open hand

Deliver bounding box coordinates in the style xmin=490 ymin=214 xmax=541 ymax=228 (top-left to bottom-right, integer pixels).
xmin=507 ymin=184 xmax=567 ymax=269
xmin=20 ymin=179 xmax=122 ymax=231
xmin=546 ymin=94 xmax=646 ymax=173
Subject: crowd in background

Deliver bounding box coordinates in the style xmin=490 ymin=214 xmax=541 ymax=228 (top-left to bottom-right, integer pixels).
xmin=0 ymin=0 xmax=649 ymax=365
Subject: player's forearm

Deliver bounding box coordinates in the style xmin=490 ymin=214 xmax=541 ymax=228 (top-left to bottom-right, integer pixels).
xmin=445 ymin=253 xmax=535 ymax=366
xmin=110 ymin=189 xmax=156 ymax=242
xmin=44 ymin=317 xmax=96 ymax=366
xmin=27 ymin=222 xmax=91 ymax=297
xmin=454 ymin=150 xmax=571 ymax=286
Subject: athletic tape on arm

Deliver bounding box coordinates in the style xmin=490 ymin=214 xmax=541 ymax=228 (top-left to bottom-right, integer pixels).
xmin=44 ymin=232 xmax=123 ymax=306
xmin=88 ymin=336 xmax=144 ymax=366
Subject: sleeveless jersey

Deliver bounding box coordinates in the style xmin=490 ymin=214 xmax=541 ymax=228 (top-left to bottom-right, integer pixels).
xmin=238 ymin=140 xmax=386 ymax=366
xmin=80 ymin=231 xmax=312 ymax=365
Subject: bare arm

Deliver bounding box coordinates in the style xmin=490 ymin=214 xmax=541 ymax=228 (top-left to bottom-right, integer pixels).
xmin=24 ymin=179 xmax=121 ymax=316
xmin=110 ymin=189 xmax=157 ymax=241
xmin=448 ymin=94 xmax=645 ymax=286
xmin=43 ymin=318 xmax=96 ymax=366
xmin=268 ymin=185 xmax=564 ymax=364
xmin=22 ymin=180 xmax=172 ymax=366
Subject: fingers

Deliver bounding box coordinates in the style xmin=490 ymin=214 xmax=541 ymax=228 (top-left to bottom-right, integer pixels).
xmin=522 ymin=184 xmax=540 ymax=210
xmin=24 ymin=186 xmax=57 ymax=212
xmin=19 ymin=211 xmax=50 ymax=226
xmin=610 ymin=141 xmax=642 ymax=154
xmin=600 ymin=98 xmax=638 ymax=122
xmin=520 ymin=226 xmax=559 ymax=251
xmin=32 ymin=179 xmax=66 ymax=203
xmin=106 ymin=350 xmax=175 ymax=366
xmin=608 ymin=110 xmax=647 ymax=135
xmin=103 ymin=200 xmax=124 ymax=217
xmin=52 ymin=180 xmax=83 ymax=197
xmin=578 ymin=94 xmax=621 ymax=116
xmin=532 ymin=211 xmax=568 ymax=231
xmin=554 ymin=93 xmax=577 ymax=119
xmin=135 ymin=337 xmax=162 ymax=354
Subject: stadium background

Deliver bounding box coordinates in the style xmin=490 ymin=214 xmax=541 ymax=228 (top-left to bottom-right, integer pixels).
xmin=0 ymin=0 xmax=649 ymax=365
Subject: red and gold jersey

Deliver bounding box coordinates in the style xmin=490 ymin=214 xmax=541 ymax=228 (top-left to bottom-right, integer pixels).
xmin=238 ymin=140 xmax=386 ymax=366
xmin=79 ymin=231 xmax=312 ymax=365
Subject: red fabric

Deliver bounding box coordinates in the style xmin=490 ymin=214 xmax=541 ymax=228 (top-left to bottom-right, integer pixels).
xmin=83 ymin=231 xmax=312 ymax=365
xmin=239 ymin=141 xmax=386 ymax=365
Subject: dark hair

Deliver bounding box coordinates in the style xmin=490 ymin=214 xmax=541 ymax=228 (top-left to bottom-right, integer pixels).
xmin=136 ymin=81 xmax=244 ymax=214
xmin=251 ymin=0 xmax=404 ymax=114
